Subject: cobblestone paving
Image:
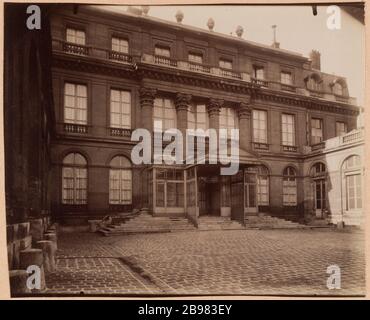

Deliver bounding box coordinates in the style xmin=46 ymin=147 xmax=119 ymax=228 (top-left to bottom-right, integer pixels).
xmin=45 ymin=229 xmax=365 ymax=297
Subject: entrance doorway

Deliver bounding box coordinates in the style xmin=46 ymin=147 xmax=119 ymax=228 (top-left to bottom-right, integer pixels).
xmin=198 ymin=176 xmax=220 ymax=216
xmin=245 ymin=169 xmax=258 ymax=214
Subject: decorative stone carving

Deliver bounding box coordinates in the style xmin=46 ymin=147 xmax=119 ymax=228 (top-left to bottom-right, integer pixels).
xmin=142 ymin=6 xmax=150 ymax=16
xmin=175 ymin=93 xmax=192 ymax=111
xmin=175 ymin=10 xmax=184 ymax=23
xmin=206 ymin=98 xmax=223 ymax=116
xmin=236 ymin=25 xmax=244 ymax=38
xmin=237 ymin=101 xmax=251 ymax=119
xmin=207 ymin=18 xmax=215 ymax=31
xmin=139 ymin=87 xmax=157 ymax=107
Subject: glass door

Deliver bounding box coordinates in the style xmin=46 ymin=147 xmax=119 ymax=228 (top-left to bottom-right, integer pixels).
xmin=314 ymin=179 xmax=326 ymax=218
xmin=245 ymin=169 xmax=258 ymax=213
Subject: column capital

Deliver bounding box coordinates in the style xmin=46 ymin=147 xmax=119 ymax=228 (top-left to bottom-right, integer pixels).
xmin=175 ymin=92 xmax=192 ymax=111
xmin=237 ymin=101 xmax=251 ymax=119
xmin=139 ymin=87 xmax=157 ymax=106
xmin=207 ymin=98 xmax=223 ymax=116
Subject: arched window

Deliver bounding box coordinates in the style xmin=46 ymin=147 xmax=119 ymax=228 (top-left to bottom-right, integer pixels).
xmin=310 ymin=162 xmax=326 ymax=177
xmin=283 ymin=166 xmax=297 ymax=206
xmin=257 ymin=166 xmax=269 ymax=206
xmin=310 ymin=162 xmax=327 ymax=216
xmin=342 ymin=155 xmax=362 ymax=211
xmin=333 ymin=82 xmax=343 ymax=96
xmin=306 ymin=75 xmax=322 ymax=91
xmin=109 ymin=156 xmax=132 ymax=205
xmin=62 ymin=153 xmax=87 ymax=204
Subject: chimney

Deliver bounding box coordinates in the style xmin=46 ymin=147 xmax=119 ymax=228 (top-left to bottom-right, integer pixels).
xmin=309 ymin=50 xmax=321 ymax=70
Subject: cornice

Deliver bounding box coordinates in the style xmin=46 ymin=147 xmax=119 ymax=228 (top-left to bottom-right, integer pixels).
xmin=52 ymin=52 xmax=360 ymax=117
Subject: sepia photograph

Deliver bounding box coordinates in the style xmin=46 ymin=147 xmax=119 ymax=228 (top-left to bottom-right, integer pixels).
xmin=2 ymin=1 xmax=366 ymax=299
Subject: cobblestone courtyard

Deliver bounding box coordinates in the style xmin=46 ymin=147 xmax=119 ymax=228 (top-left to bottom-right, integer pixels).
xmin=45 ymin=229 xmax=365 ymax=297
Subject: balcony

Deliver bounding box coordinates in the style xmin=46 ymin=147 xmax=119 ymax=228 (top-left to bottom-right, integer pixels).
xmin=64 ymin=123 xmax=88 ymax=134
xmin=282 ymin=145 xmax=298 ymax=152
xmin=108 ymin=50 xmax=132 ymax=63
xmin=154 ymin=55 xmax=178 ymax=67
xmin=109 ymin=127 xmax=132 ymax=138
xmin=253 ymin=142 xmax=269 ymax=150
xmin=334 ymin=94 xmax=349 ymax=103
xmin=188 ymin=62 xmax=211 ymax=73
xmin=342 ymin=130 xmax=363 ymax=145
xmin=280 ymin=83 xmax=296 ymax=93
xmin=251 ymin=78 xmax=269 ymax=87
xmin=308 ymin=89 xmax=324 ymax=98
xmin=311 ymin=141 xmax=326 ymax=151
xmin=219 ymin=68 xmax=242 ymax=80
xmin=62 ymin=41 xmax=90 ymax=56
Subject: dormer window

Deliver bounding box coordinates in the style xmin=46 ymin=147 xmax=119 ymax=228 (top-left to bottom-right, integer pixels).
xmin=253 ymin=66 xmax=265 ymax=80
xmin=219 ymin=59 xmax=232 ymax=70
xmin=155 ymin=45 xmax=170 ymax=58
xmin=333 ymin=82 xmax=343 ymax=96
xmin=281 ymin=71 xmax=292 ymax=85
xmin=306 ymin=74 xmax=322 ymax=91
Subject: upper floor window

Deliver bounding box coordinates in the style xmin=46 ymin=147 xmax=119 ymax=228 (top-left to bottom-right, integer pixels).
xmin=281 ymin=114 xmax=295 ymax=146
xmin=281 ymin=71 xmax=292 ymax=85
xmin=112 ymin=37 xmax=129 ymax=54
xmin=110 ymin=89 xmax=131 ymax=129
xmin=153 ymin=97 xmax=176 ymax=131
xmin=253 ymin=66 xmax=265 ymax=80
xmin=220 ymin=107 xmax=238 ymax=136
xmin=253 ymin=110 xmax=268 ymax=144
xmin=333 ymin=82 xmax=343 ymax=96
xmin=188 ymin=104 xmax=209 ymax=132
xmin=336 ymin=121 xmax=347 ymax=136
xmin=311 ymin=118 xmax=323 ymax=144
xmin=219 ymin=59 xmax=232 ymax=70
xmin=155 ymin=45 xmax=170 ymax=57
xmin=188 ymin=52 xmax=203 ymax=64
xmin=64 ymin=83 xmax=87 ymax=125
xmin=66 ymin=28 xmax=85 ymax=45
xmin=62 ymin=152 xmax=87 ymax=205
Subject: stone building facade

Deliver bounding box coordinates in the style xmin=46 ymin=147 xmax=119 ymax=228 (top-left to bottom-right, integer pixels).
xmin=47 ymin=5 xmax=364 ymax=226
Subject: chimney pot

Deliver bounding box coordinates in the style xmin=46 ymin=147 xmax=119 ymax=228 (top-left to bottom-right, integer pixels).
xmin=236 ymin=25 xmax=244 ymax=38
xmin=207 ymin=18 xmax=215 ymax=31
xmin=175 ymin=10 xmax=184 ymax=23
xmin=309 ymin=50 xmax=321 ymax=70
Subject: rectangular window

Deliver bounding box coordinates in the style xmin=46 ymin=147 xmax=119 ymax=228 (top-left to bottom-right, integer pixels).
xmin=110 ymin=89 xmax=131 ymax=129
xmin=112 ymin=37 xmax=129 ymax=54
xmin=346 ymin=174 xmax=362 ymax=210
xmin=62 ymin=167 xmax=87 ymax=204
xmin=253 ymin=110 xmax=268 ymax=143
xmin=336 ymin=121 xmax=347 ymax=136
xmin=155 ymin=45 xmax=170 ymax=57
xmin=311 ymin=118 xmax=323 ymax=144
xmin=253 ymin=66 xmax=265 ymax=80
xmin=64 ymin=83 xmax=87 ymax=124
xmin=153 ymin=97 xmax=176 ymax=131
xmin=220 ymin=107 xmax=238 ymax=137
xmin=188 ymin=104 xmax=209 ymax=132
xmin=281 ymin=114 xmax=295 ymax=146
xmin=283 ymin=179 xmax=297 ymax=206
xmin=188 ymin=53 xmax=203 ymax=64
xmin=66 ymin=28 xmax=86 ymax=45
xmin=281 ymin=71 xmax=292 ymax=85
xmin=258 ymin=176 xmax=269 ymax=206
xmin=219 ymin=59 xmax=232 ymax=70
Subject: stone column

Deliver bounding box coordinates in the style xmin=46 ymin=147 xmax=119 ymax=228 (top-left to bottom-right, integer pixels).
xmin=139 ymin=87 xmax=157 ymax=211
xmin=237 ymin=100 xmax=252 ymax=152
xmin=175 ymin=93 xmax=192 ymax=136
xmin=207 ymin=98 xmax=223 ymax=131
xmin=139 ymin=87 xmax=157 ymax=132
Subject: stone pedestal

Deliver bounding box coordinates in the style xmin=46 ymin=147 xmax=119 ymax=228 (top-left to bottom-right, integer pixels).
xmin=44 ymin=232 xmax=58 ymax=250
xmin=9 ymin=270 xmax=31 ymax=295
xmin=30 ymin=218 xmax=44 ymax=243
xmin=19 ymin=248 xmax=46 ymax=290
xmin=36 ymin=240 xmax=56 ymax=272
